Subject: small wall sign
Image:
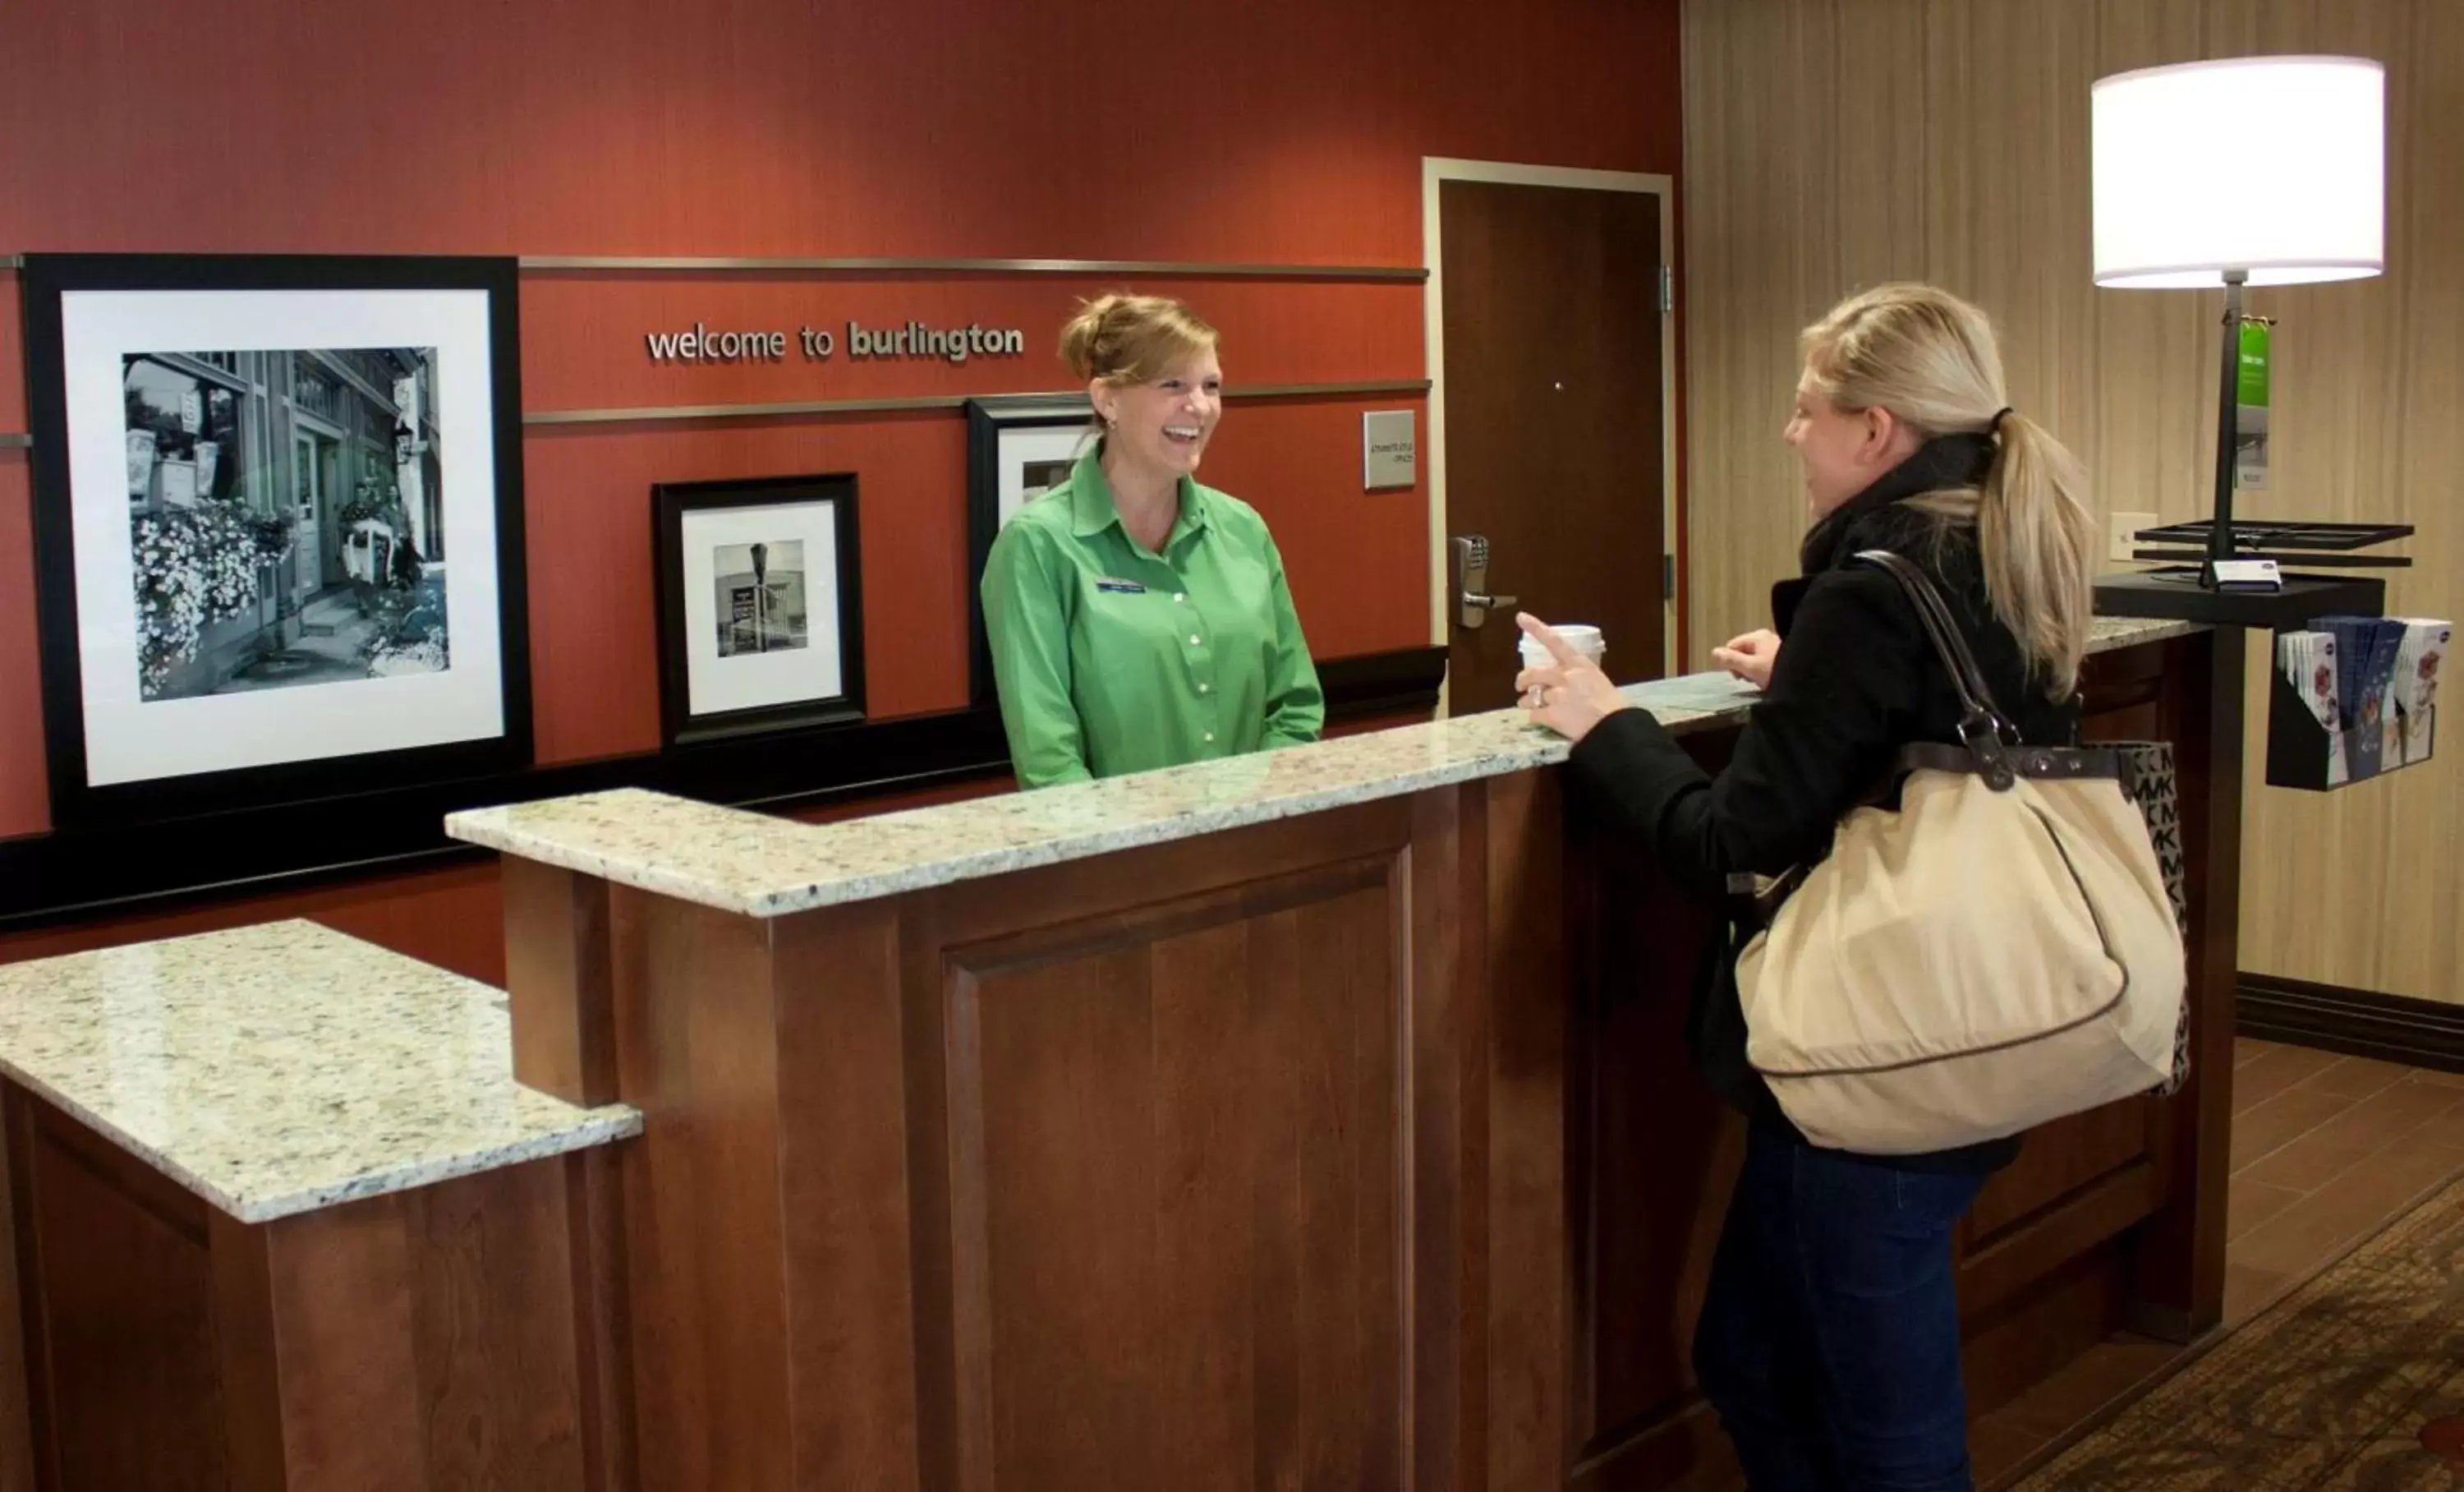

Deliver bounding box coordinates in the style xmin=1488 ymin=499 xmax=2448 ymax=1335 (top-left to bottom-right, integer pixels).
xmin=1362 ymin=409 xmax=1415 ymax=490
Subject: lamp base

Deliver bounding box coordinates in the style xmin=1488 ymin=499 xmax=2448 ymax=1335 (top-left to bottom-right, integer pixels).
xmin=2201 ymin=557 xmax=2283 ymax=592
xmin=2095 ymin=569 xmax=2385 ymax=629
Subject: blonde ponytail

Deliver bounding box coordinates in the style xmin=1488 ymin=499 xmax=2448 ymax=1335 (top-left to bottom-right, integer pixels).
xmin=1975 ymin=412 xmax=2098 ymax=696
xmin=1799 ymin=284 xmax=2099 ymax=698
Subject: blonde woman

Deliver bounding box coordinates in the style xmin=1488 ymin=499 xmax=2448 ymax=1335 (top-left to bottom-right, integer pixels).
xmin=982 ymin=294 xmax=1322 ymax=787
xmin=1518 ymin=283 xmax=2098 ymax=1490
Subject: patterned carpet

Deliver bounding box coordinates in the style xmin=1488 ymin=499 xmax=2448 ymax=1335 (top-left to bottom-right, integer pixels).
xmin=2018 ymin=1177 xmax=2464 ymax=1490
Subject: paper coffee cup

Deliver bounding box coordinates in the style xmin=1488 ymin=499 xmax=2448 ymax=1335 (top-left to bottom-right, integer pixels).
xmin=1519 ymin=624 xmax=1605 ymax=668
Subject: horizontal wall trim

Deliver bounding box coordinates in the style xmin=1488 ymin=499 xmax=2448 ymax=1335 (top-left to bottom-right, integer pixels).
xmin=522 ymin=380 xmax=1431 ymax=428
xmin=2 ymin=254 xmax=1424 ymax=283
xmin=519 ymin=255 xmax=1428 ymax=283
xmin=0 ymin=434 xmax=28 ymax=449
xmin=2238 ymin=973 xmax=2464 ymax=1075
xmin=0 ymin=646 xmax=1447 ymax=937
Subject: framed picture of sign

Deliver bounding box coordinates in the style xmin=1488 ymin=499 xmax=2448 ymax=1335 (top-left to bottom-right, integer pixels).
xmin=651 ymin=472 xmax=867 ymax=748
xmin=18 ymin=252 xmax=531 ymax=828
xmin=964 ymin=395 xmax=1093 ymax=707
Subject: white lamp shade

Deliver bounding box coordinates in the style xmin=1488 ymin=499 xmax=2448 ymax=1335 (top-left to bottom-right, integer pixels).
xmin=2092 ymin=56 xmax=2384 ymax=288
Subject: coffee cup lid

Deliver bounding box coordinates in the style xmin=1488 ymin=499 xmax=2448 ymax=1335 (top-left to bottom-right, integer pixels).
xmin=1520 ymin=624 xmax=1602 ymax=652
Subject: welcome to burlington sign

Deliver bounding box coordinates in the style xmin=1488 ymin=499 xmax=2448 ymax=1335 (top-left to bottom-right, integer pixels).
xmin=645 ymin=320 xmax=1027 ymax=366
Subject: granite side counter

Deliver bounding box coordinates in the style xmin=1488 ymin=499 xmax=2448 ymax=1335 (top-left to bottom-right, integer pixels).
xmin=0 ymin=921 xmax=641 ymax=1490
xmin=0 ymin=921 xmax=638 ymax=1223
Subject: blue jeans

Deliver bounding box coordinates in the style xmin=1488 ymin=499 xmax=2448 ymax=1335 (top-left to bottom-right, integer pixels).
xmin=1693 ymin=1121 xmax=1988 ymax=1491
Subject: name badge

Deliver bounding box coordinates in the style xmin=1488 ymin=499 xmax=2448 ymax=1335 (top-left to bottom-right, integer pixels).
xmin=1094 ymin=578 xmax=1148 ymax=595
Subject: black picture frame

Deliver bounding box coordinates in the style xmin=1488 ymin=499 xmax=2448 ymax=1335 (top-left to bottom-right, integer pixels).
xmin=20 ymin=253 xmax=532 ymax=830
xmin=652 ymin=472 xmax=867 ymax=748
xmin=964 ymin=395 xmax=1093 ymax=707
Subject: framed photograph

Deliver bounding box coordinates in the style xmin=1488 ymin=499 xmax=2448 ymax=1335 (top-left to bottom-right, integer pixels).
xmin=20 ymin=254 xmax=531 ymax=827
xmin=652 ymin=472 xmax=866 ymax=747
xmin=965 ymin=395 xmax=1093 ymax=705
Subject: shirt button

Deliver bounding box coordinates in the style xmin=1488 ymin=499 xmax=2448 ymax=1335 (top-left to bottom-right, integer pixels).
xmin=1203 ymin=732 xmax=1215 ymax=743
xmin=1198 ymin=682 xmax=1211 ymax=693
xmin=1174 ymin=592 xmax=1187 ymax=603
xmin=1188 ymin=634 xmax=1202 ymax=647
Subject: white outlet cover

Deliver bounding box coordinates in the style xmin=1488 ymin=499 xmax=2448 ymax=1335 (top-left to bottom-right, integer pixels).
xmin=2109 ymin=511 xmax=2159 ymax=563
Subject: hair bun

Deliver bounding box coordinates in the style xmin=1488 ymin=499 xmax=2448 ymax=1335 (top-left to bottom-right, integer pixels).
xmin=1059 ymin=294 xmax=1218 ymax=386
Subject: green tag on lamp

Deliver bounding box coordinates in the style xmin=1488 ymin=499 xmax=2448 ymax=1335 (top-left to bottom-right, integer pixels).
xmin=2235 ymin=319 xmax=2271 ymax=491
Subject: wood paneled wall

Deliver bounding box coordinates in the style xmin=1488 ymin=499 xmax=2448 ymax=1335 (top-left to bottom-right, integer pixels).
xmin=1680 ymin=0 xmax=2464 ymax=1004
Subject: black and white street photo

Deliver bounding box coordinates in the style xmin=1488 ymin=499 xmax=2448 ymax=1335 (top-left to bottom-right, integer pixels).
xmin=25 ymin=255 xmax=528 ymax=823
xmin=710 ymin=539 xmax=809 ymax=657
xmin=122 ymin=346 xmax=448 ymax=701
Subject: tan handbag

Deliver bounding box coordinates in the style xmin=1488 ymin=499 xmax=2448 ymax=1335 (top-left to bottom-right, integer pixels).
xmin=1734 ymin=551 xmax=2187 ymax=1155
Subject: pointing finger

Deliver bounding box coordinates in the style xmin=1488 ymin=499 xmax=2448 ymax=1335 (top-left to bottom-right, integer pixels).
xmin=1514 ymin=612 xmax=1583 ymax=669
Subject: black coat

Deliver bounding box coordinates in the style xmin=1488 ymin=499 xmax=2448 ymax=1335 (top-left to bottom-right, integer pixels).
xmin=1565 ymin=435 xmax=2080 ymax=1170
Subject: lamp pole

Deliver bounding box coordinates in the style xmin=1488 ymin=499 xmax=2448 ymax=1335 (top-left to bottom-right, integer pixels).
xmin=2207 ymin=269 xmax=2247 ymax=587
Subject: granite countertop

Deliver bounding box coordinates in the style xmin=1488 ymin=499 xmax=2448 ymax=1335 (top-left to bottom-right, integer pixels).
xmin=448 ymin=617 xmax=2200 ymax=923
xmin=2089 ymin=615 xmax=2205 ymax=652
xmin=0 ymin=922 xmax=641 ymax=1224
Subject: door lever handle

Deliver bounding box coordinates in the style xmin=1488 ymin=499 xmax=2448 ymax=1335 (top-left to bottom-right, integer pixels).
xmin=1451 ymin=535 xmax=1516 ymax=629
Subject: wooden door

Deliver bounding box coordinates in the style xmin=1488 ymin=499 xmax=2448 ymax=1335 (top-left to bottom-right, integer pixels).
xmin=1440 ymin=178 xmax=1666 ymax=713
xmin=290 ymin=430 xmax=324 ymax=597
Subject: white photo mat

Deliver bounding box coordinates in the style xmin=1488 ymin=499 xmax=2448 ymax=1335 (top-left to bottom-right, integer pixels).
xmin=997 ymin=423 xmax=1092 ymax=527
xmin=679 ymin=499 xmax=844 ymax=718
xmin=59 ymin=287 xmax=506 ymax=788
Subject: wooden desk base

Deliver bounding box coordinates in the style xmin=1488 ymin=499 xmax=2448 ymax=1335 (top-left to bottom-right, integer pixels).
xmin=0 ymin=1087 xmax=627 ymax=1491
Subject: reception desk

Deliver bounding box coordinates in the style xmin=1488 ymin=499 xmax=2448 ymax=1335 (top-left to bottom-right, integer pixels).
xmin=440 ymin=614 xmax=2231 ymax=1491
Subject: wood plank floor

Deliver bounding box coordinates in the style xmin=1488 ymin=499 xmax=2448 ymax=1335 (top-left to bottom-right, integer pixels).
xmin=1974 ymin=1038 xmax=2464 ymax=1487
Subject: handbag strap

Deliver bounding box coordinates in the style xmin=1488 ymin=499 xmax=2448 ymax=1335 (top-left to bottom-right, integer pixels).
xmin=1852 ymin=549 xmax=2022 ymax=790
xmin=1894 ymin=740 xmax=2129 ymax=787
xmin=1726 ymin=554 xmax=2121 ymax=920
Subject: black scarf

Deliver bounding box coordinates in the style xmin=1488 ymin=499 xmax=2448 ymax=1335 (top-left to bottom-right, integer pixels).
xmin=1797 ymin=433 xmax=1997 ymax=576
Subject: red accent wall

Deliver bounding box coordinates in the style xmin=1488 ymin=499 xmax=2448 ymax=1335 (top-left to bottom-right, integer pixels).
xmin=0 ymin=0 xmax=1683 ymax=956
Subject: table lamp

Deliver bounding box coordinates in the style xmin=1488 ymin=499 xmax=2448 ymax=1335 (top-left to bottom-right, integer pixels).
xmin=2090 ymin=55 xmax=2386 ymax=588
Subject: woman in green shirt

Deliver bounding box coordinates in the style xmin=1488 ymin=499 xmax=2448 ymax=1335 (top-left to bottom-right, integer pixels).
xmin=981 ymin=295 xmax=1324 ymax=788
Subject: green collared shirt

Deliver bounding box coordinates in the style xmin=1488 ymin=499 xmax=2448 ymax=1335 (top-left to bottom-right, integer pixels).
xmin=981 ymin=449 xmax=1324 ymax=788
